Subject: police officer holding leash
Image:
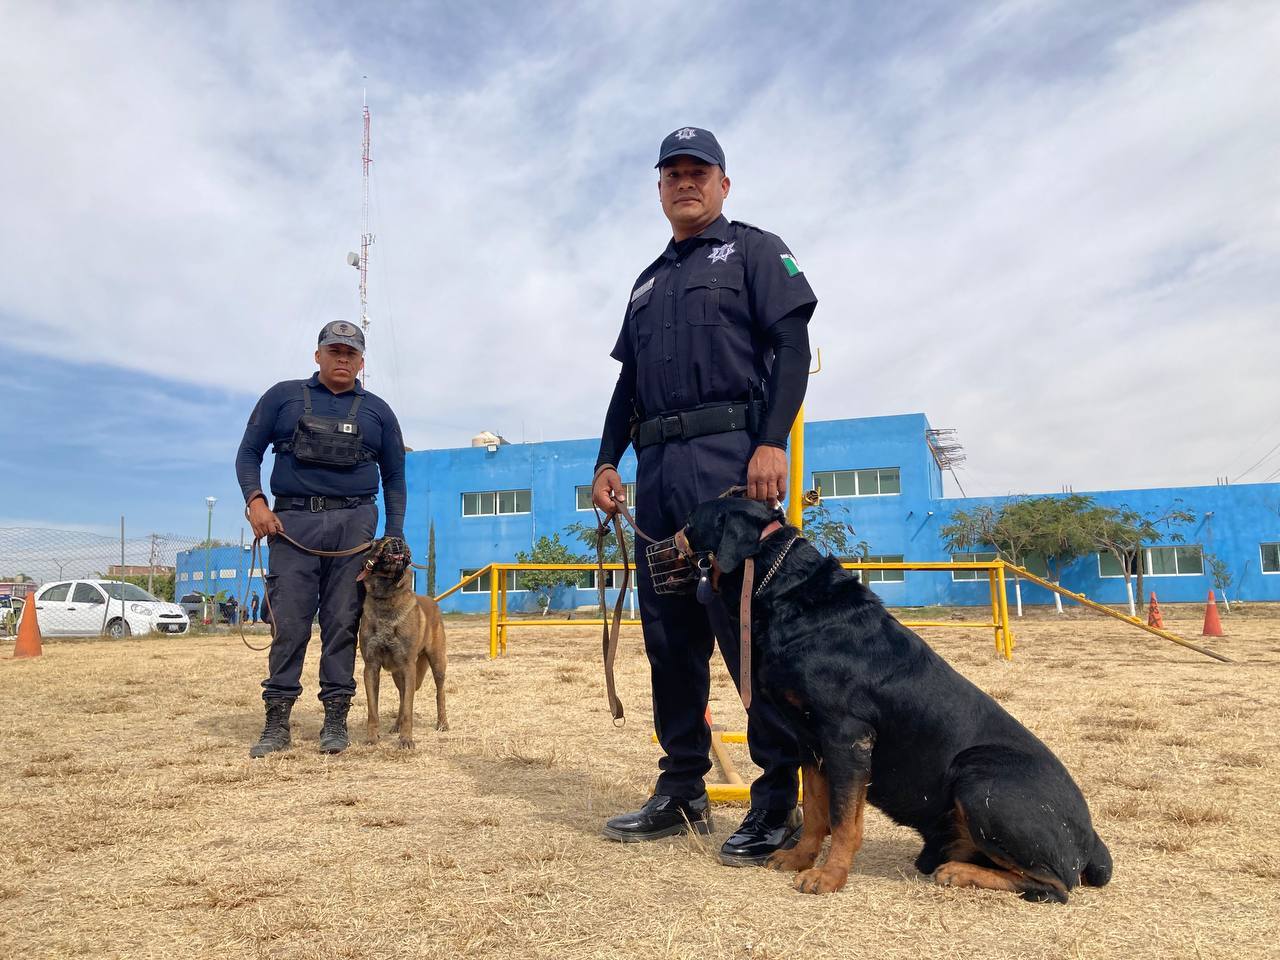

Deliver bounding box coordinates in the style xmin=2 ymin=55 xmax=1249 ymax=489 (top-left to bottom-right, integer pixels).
xmin=592 ymin=128 xmax=817 ymax=865
xmin=236 ymin=321 xmax=406 ymax=758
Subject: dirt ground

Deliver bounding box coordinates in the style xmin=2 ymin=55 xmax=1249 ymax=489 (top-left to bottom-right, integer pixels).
xmin=3 ymin=605 xmax=1277 ymax=960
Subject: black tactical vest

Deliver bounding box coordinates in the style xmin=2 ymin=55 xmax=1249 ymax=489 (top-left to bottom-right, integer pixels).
xmin=275 ymin=385 xmax=375 ymax=468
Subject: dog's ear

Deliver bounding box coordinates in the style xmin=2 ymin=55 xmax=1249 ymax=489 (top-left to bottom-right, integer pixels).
xmin=715 ymin=506 xmax=767 ymax=575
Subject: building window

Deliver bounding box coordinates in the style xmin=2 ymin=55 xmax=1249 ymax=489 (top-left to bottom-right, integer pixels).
xmin=1145 ymin=545 xmax=1203 ymax=577
xmin=577 ymin=569 xmax=628 ymax=590
xmin=460 ymin=569 xmax=526 ymax=593
xmin=1261 ymin=543 xmax=1280 ymax=574
xmin=951 ymin=551 xmax=998 ymax=581
xmin=178 ymin=572 xmax=188 ymax=581
xmin=1098 ymin=546 xmax=1203 ymax=578
xmin=848 ymin=554 xmax=905 ymax=583
xmin=812 ymin=467 xmax=900 ymax=498
xmin=462 ymin=489 xmax=532 ymax=517
xmin=576 ymin=483 xmax=637 ymax=511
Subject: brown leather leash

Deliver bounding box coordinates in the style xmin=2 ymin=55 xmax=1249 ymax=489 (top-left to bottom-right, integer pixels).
xmin=593 ymin=495 xmax=660 ymax=725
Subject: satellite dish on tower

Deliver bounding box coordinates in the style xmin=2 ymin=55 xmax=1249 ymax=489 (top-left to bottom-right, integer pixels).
xmin=346 ymin=251 xmax=360 ymax=268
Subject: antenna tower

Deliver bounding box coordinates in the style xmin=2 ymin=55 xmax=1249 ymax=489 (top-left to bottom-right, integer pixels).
xmin=361 ymin=85 xmax=374 ymax=325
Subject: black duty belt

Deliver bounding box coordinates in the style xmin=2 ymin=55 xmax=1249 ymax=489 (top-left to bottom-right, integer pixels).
xmin=274 ymin=495 xmax=377 ymax=513
xmin=634 ymin=400 xmax=762 ymax=450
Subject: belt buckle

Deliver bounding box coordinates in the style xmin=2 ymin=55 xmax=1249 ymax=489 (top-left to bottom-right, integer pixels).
xmin=661 ymin=415 xmax=683 ymax=440
xmin=308 ymin=496 xmax=325 ymax=512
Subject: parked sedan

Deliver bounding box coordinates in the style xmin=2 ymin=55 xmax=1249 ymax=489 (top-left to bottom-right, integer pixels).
xmin=33 ymin=580 xmax=190 ymax=638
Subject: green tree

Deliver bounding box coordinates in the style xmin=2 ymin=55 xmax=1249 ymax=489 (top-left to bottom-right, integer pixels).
xmin=118 ymin=572 xmax=177 ymax=602
xmin=513 ymin=533 xmax=588 ymax=614
xmin=565 ymin=519 xmax=635 ymax=565
xmin=426 ymin=521 xmax=437 ymax=596
xmin=1008 ymin=494 xmax=1095 ymax=614
xmin=802 ymin=502 xmax=868 ymax=559
xmin=939 ymin=500 xmax=1039 ymax=615
xmin=1203 ymin=551 xmax=1233 ymax=612
xmin=1082 ymin=502 xmax=1195 ymax=615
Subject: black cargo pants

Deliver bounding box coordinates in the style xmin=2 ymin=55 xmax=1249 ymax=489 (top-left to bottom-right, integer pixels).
xmin=634 ymin=430 xmax=802 ymax=811
xmin=261 ymin=502 xmax=377 ymax=702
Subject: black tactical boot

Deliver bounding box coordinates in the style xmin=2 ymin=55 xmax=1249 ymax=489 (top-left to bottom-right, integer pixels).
xmin=318 ymin=696 xmax=352 ymax=754
xmin=602 ymin=793 xmax=714 ymax=842
xmin=249 ymin=698 xmax=295 ymax=758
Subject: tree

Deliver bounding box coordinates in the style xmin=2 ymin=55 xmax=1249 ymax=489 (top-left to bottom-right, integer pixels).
xmin=1011 ymin=494 xmax=1095 ymax=614
xmin=939 ymin=500 xmax=1038 ymax=615
xmin=1203 ymin=551 xmax=1234 ymax=612
xmin=1082 ymin=502 xmax=1195 ymax=616
xmin=426 ymin=521 xmax=437 ymax=597
xmin=118 ymin=572 xmax=177 ymax=603
xmin=802 ymin=502 xmax=868 ymax=559
xmin=565 ymin=519 xmax=635 ymax=565
xmin=513 ymin=533 xmax=587 ymax=614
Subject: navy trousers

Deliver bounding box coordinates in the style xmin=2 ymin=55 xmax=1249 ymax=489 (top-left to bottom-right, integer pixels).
xmin=634 ymin=431 xmax=801 ymax=810
xmin=262 ymin=502 xmax=377 ymax=702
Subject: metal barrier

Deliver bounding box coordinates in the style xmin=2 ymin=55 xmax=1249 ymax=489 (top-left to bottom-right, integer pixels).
xmin=436 ymin=560 xmax=1014 ymax=660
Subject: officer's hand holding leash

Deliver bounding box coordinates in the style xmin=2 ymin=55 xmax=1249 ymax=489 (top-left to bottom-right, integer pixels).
xmin=245 ymin=495 xmax=285 ymax=539
xmin=746 ymin=445 xmax=787 ymax=506
xmin=591 ymin=464 xmax=627 ymax=516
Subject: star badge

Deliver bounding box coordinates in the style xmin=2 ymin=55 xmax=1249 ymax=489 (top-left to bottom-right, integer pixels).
xmin=707 ymin=241 xmax=735 ymax=264
xmin=675 ymin=127 xmax=697 ymax=140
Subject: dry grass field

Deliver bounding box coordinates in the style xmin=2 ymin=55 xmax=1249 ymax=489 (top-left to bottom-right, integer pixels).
xmin=3 ymin=605 xmax=1278 ymax=960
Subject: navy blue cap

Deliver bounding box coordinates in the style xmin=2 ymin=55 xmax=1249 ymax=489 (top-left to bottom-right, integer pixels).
xmin=655 ymin=127 xmax=725 ymax=171
xmin=317 ymin=320 xmax=365 ymax=352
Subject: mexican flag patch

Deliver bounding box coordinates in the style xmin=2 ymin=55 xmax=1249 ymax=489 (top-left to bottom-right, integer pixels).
xmin=780 ymin=253 xmax=801 ymax=277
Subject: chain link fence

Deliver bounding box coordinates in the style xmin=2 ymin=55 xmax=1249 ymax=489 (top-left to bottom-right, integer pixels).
xmin=0 ymin=525 xmax=265 ymax=639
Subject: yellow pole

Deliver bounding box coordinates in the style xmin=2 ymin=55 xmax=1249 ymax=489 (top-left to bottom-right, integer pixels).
xmin=988 ymin=568 xmax=1001 ymax=655
xmin=488 ymin=567 xmax=498 ymax=660
xmin=499 ymin=571 xmax=509 ymax=655
xmin=787 ymin=406 xmax=805 ymax=529
xmin=996 ymin=563 xmax=1013 ymax=659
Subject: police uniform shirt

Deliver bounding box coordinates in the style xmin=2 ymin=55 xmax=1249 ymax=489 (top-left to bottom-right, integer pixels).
xmin=235 ymin=373 xmax=407 ymax=535
xmin=611 ymin=215 xmax=817 ymax=418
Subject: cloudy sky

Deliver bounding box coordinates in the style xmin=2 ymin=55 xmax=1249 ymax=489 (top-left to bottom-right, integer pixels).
xmin=2 ymin=0 xmax=1278 ymax=539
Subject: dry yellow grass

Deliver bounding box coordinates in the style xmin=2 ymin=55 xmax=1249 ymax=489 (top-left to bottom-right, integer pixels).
xmin=2 ymin=607 xmax=1278 ymax=959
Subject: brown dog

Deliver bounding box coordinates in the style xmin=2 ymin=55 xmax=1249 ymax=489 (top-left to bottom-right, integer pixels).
xmin=357 ymin=537 xmax=448 ymax=748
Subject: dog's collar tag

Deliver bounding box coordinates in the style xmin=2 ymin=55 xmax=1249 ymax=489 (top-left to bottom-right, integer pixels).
xmin=695 ymin=556 xmax=714 ymax=606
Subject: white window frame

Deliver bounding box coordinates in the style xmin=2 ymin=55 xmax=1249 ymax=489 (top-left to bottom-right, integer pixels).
xmin=459 ymin=568 xmax=526 ymax=593
xmin=577 ymin=569 xmax=628 ymax=590
xmin=812 ymin=467 xmax=901 ymax=499
xmin=1261 ymin=542 xmax=1280 ymax=575
xmin=1097 ymin=546 xmax=1204 ymax=578
xmin=462 ymin=489 xmax=533 ymax=517
xmin=850 ymin=554 xmax=905 ymax=584
xmin=576 ymin=482 xmax=637 ymax=512
xmin=951 ymin=551 xmax=997 ymax=582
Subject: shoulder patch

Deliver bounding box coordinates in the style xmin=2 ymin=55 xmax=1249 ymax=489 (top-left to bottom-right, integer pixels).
xmin=631 ymin=276 xmax=655 ymax=302
xmin=779 ymin=253 xmax=802 ymax=277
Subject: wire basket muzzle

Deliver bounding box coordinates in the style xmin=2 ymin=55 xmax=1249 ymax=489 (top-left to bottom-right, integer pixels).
xmin=645 ymin=531 xmax=701 ymax=595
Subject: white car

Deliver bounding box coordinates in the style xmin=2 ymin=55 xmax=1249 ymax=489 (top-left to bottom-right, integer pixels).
xmin=32 ymin=580 xmax=190 ymax=638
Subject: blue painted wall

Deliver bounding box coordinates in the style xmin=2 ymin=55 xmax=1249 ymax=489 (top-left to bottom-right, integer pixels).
xmin=402 ymin=414 xmax=1280 ymax=612
xmin=174 ymin=543 xmax=266 ymax=605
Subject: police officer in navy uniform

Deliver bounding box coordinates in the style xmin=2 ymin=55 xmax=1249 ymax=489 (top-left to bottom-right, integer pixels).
xmin=592 ymin=128 xmax=817 ymax=865
xmin=236 ymin=321 xmax=406 ymax=757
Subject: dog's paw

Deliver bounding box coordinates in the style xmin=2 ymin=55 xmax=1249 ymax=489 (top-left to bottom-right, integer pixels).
xmin=397 ymin=736 xmax=415 ymax=750
xmin=436 ymin=720 xmax=449 ymax=732
xmin=933 ymin=862 xmax=973 ymax=888
xmin=767 ymin=847 xmax=817 ymax=873
xmin=366 ymin=728 xmax=380 ymax=744
xmin=794 ymin=866 xmax=848 ymax=895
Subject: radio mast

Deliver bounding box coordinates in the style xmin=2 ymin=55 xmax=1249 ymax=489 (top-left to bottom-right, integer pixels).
xmin=347 ymin=79 xmax=374 ymax=383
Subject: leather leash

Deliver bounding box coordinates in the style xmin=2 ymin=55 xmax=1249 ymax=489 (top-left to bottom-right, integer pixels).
xmin=593 ymin=494 xmax=660 ymax=725
xmin=732 ymin=520 xmax=797 ymax=712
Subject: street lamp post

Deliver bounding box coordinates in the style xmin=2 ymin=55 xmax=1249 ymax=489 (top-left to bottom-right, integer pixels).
xmin=204 ymin=496 xmax=217 ymax=624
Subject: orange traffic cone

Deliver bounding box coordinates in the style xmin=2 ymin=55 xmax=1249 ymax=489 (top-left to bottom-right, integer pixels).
xmin=1147 ymin=592 xmax=1164 ymax=629
xmin=13 ymin=596 xmax=42 ymax=658
xmin=1202 ymin=591 xmax=1224 ymax=637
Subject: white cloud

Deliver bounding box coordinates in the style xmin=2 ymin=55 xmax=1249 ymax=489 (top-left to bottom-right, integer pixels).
xmin=3 ymin=0 xmax=1278 ymax=500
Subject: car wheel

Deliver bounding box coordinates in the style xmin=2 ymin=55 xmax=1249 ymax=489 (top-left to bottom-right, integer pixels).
xmin=107 ymin=618 xmax=131 ymax=639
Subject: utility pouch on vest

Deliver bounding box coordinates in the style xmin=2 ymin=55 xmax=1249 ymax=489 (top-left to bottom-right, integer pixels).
xmin=277 ymin=385 xmax=373 ymax=468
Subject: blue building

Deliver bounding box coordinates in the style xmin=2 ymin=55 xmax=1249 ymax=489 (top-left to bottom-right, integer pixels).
xmin=404 ymin=414 xmax=1280 ymax=613
xmin=174 ymin=543 xmax=266 ymax=607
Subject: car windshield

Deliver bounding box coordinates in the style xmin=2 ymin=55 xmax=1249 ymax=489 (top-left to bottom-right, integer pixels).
xmin=98 ymin=582 xmax=161 ymax=602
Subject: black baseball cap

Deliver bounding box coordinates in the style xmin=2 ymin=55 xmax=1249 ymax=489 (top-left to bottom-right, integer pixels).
xmin=317 ymin=320 xmax=365 ymax=352
xmin=655 ymin=127 xmax=725 ymax=171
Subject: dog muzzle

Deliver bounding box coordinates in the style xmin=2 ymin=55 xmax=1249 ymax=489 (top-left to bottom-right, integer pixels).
xmin=645 ymin=529 xmax=714 ymax=602
xmin=358 ymin=537 xmax=412 ymax=582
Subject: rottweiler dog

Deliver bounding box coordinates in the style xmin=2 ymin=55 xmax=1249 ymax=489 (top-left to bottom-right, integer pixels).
xmin=357 ymin=537 xmax=448 ymax=748
xmin=683 ymin=498 xmax=1112 ymax=901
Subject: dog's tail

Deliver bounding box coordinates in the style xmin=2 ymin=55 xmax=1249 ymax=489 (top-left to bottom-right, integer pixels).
xmin=1081 ymin=831 xmax=1113 ymax=887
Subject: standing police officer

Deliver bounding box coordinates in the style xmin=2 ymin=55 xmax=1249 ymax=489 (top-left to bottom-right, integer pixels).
xmin=236 ymin=321 xmax=406 ymax=757
xmin=593 ymin=128 xmax=817 ymax=865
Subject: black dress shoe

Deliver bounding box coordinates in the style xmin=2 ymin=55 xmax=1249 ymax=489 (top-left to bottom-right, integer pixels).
xmin=719 ymin=807 xmax=802 ymax=866
xmin=602 ymin=793 xmax=714 ymax=842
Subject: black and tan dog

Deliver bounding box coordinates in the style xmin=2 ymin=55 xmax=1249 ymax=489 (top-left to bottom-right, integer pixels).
xmin=357 ymin=537 xmax=448 ymax=747
xmin=682 ymin=498 xmax=1112 ymax=901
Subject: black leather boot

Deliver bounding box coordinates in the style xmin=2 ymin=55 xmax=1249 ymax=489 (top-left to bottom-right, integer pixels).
xmin=719 ymin=807 xmax=803 ymax=866
xmin=602 ymin=793 xmax=713 ymax=842
xmin=318 ymin=696 xmax=352 ymax=754
xmin=249 ymin=698 xmax=295 ymax=758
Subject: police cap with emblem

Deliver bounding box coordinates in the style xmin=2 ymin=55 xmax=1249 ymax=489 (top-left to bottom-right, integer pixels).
xmin=655 ymin=127 xmax=726 ymax=171
xmin=317 ymin=320 xmax=366 ymax=353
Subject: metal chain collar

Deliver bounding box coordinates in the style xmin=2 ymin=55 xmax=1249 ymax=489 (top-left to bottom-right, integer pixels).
xmin=754 ymin=534 xmax=800 ymax=598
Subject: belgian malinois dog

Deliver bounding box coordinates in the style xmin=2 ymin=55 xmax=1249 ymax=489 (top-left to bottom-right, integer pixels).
xmin=357 ymin=537 xmax=448 ymax=748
